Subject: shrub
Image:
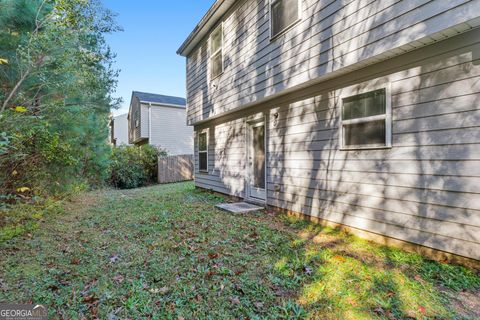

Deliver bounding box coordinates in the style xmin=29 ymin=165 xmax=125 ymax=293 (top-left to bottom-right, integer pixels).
xmin=0 ymin=109 xmax=111 ymax=202
xmin=0 ymin=0 xmax=119 ymax=204
xmin=109 ymin=145 xmax=166 ymax=189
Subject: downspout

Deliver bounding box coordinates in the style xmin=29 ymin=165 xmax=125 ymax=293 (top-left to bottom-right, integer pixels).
xmin=148 ymin=102 xmax=152 ymax=144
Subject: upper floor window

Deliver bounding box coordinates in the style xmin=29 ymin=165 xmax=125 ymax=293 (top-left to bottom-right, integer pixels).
xmin=209 ymin=24 xmax=223 ymax=80
xmin=341 ymin=88 xmax=392 ymax=149
xmin=271 ymin=0 xmax=300 ymax=39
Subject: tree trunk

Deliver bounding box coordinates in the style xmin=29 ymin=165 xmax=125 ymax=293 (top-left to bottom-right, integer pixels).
xmin=1 ymin=68 xmax=31 ymax=113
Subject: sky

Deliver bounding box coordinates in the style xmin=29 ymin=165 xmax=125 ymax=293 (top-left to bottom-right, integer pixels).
xmin=102 ymin=0 xmax=214 ymax=116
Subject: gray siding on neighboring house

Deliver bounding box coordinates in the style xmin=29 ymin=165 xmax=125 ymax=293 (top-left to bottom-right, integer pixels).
xmin=186 ymin=0 xmax=480 ymax=125
xmin=140 ymin=103 xmax=149 ymax=138
xmin=149 ymin=104 xmax=194 ymax=155
xmin=128 ymin=97 xmax=144 ymax=144
xmin=128 ymin=92 xmax=193 ymax=154
xmin=192 ymin=29 xmax=480 ymax=260
xmin=112 ymin=114 xmax=130 ymax=146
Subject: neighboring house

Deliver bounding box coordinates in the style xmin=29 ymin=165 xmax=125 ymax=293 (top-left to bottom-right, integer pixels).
xmin=109 ymin=113 xmax=130 ymax=146
xmin=127 ymin=91 xmax=193 ymax=155
xmin=178 ymin=0 xmax=480 ymax=262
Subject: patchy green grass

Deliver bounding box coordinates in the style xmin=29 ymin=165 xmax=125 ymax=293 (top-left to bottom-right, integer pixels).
xmin=0 ymin=199 xmax=65 ymax=242
xmin=0 ymin=182 xmax=478 ymax=319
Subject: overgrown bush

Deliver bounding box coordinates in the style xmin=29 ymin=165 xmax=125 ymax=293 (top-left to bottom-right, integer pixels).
xmin=0 ymin=0 xmax=120 ymax=205
xmin=0 ymin=108 xmax=110 ymax=203
xmin=109 ymin=145 xmax=166 ymax=189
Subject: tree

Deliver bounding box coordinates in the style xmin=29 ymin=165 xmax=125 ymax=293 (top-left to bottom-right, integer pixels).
xmin=0 ymin=0 xmax=121 ymax=202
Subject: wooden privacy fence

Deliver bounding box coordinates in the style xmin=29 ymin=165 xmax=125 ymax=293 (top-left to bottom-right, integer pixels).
xmin=158 ymin=154 xmax=194 ymax=184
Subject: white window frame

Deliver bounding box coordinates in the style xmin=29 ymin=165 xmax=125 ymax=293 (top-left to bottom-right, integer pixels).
xmin=209 ymin=22 xmax=224 ymax=81
xmin=269 ymin=0 xmax=302 ymax=40
xmin=339 ymin=84 xmax=392 ymax=150
xmin=197 ymin=129 xmax=209 ymax=173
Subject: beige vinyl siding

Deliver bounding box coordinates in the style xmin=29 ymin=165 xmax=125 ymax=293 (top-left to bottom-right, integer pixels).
xmin=149 ymin=105 xmax=194 ymax=155
xmin=130 ymin=100 xmax=193 ymax=151
xmin=140 ymin=104 xmax=149 ymax=139
xmin=193 ymin=30 xmax=480 ymax=260
xmin=186 ymin=0 xmax=480 ymax=125
xmin=112 ymin=114 xmax=130 ymax=146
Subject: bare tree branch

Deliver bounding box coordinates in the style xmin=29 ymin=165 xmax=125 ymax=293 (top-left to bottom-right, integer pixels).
xmin=1 ymin=1 xmax=50 ymax=113
xmin=1 ymin=67 xmax=31 ymax=112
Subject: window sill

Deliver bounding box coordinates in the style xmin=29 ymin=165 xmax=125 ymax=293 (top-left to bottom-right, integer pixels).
xmin=209 ymin=71 xmax=224 ymax=82
xmin=340 ymin=145 xmax=392 ymax=151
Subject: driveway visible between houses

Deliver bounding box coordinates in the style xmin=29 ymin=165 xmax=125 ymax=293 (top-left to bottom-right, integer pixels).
xmin=0 ymin=182 xmax=479 ymax=319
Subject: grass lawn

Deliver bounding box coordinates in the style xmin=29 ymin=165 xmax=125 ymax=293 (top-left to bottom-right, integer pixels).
xmin=0 ymin=182 xmax=479 ymax=319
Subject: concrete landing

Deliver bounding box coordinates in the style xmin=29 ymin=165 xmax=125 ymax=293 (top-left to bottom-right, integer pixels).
xmin=216 ymin=202 xmax=264 ymax=213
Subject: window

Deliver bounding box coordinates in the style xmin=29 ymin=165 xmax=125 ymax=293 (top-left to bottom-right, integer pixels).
xmin=341 ymin=88 xmax=391 ymax=149
xmin=135 ymin=109 xmax=140 ymax=128
xmin=198 ymin=131 xmax=208 ymax=172
xmin=209 ymin=24 xmax=223 ymax=79
xmin=271 ymin=0 xmax=300 ymax=38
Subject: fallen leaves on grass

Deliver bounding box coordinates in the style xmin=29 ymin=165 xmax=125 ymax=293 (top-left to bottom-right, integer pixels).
xmin=254 ymin=301 xmax=264 ymax=310
xmin=150 ymin=286 xmax=170 ymax=295
xmin=303 ymin=265 xmax=313 ymax=275
xmin=1 ymin=182 xmax=478 ymax=319
xmin=228 ymin=296 xmax=241 ymax=305
xmin=109 ymin=254 xmax=120 ymax=263
xmin=80 ymin=279 xmax=98 ymax=296
xmin=112 ymin=274 xmax=124 ymax=284
xmin=208 ymin=252 xmax=219 ymax=259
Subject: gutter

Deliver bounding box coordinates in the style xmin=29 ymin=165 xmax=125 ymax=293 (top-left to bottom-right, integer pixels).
xmin=148 ymin=102 xmax=152 ymax=141
xmin=140 ymin=101 xmax=186 ymax=109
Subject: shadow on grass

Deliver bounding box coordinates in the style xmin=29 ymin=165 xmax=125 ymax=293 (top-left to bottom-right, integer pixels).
xmin=271 ymin=215 xmax=480 ymax=319
xmin=0 ymin=183 xmax=478 ymax=319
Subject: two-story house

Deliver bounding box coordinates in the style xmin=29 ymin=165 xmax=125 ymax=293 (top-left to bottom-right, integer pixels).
xmin=178 ymin=0 xmax=480 ymax=262
xmin=128 ymin=91 xmax=194 ymax=155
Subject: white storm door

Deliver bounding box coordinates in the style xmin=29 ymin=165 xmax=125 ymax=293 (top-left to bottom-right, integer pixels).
xmin=247 ymin=120 xmax=266 ymax=201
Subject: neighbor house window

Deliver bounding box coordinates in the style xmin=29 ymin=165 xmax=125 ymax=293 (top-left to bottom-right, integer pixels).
xmin=271 ymin=0 xmax=300 ymax=38
xmin=198 ymin=131 xmax=208 ymax=172
xmin=209 ymin=24 xmax=223 ymax=80
xmin=341 ymin=88 xmax=391 ymax=149
xmin=135 ymin=109 xmax=140 ymax=128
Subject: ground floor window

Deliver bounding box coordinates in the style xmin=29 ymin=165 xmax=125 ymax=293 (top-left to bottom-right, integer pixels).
xmin=341 ymin=87 xmax=391 ymax=149
xmin=198 ymin=131 xmax=208 ymax=172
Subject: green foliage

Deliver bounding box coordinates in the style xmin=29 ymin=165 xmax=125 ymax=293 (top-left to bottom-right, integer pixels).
xmin=418 ymin=260 xmax=480 ymax=291
xmin=0 ymin=182 xmax=478 ymax=319
xmin=0 ymin=0 xmax=120 ymax=203
xmin=109 ymin=145 xmax=166 ymax=189
xmin=0 ymin=198 xmax=65 ymax=242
